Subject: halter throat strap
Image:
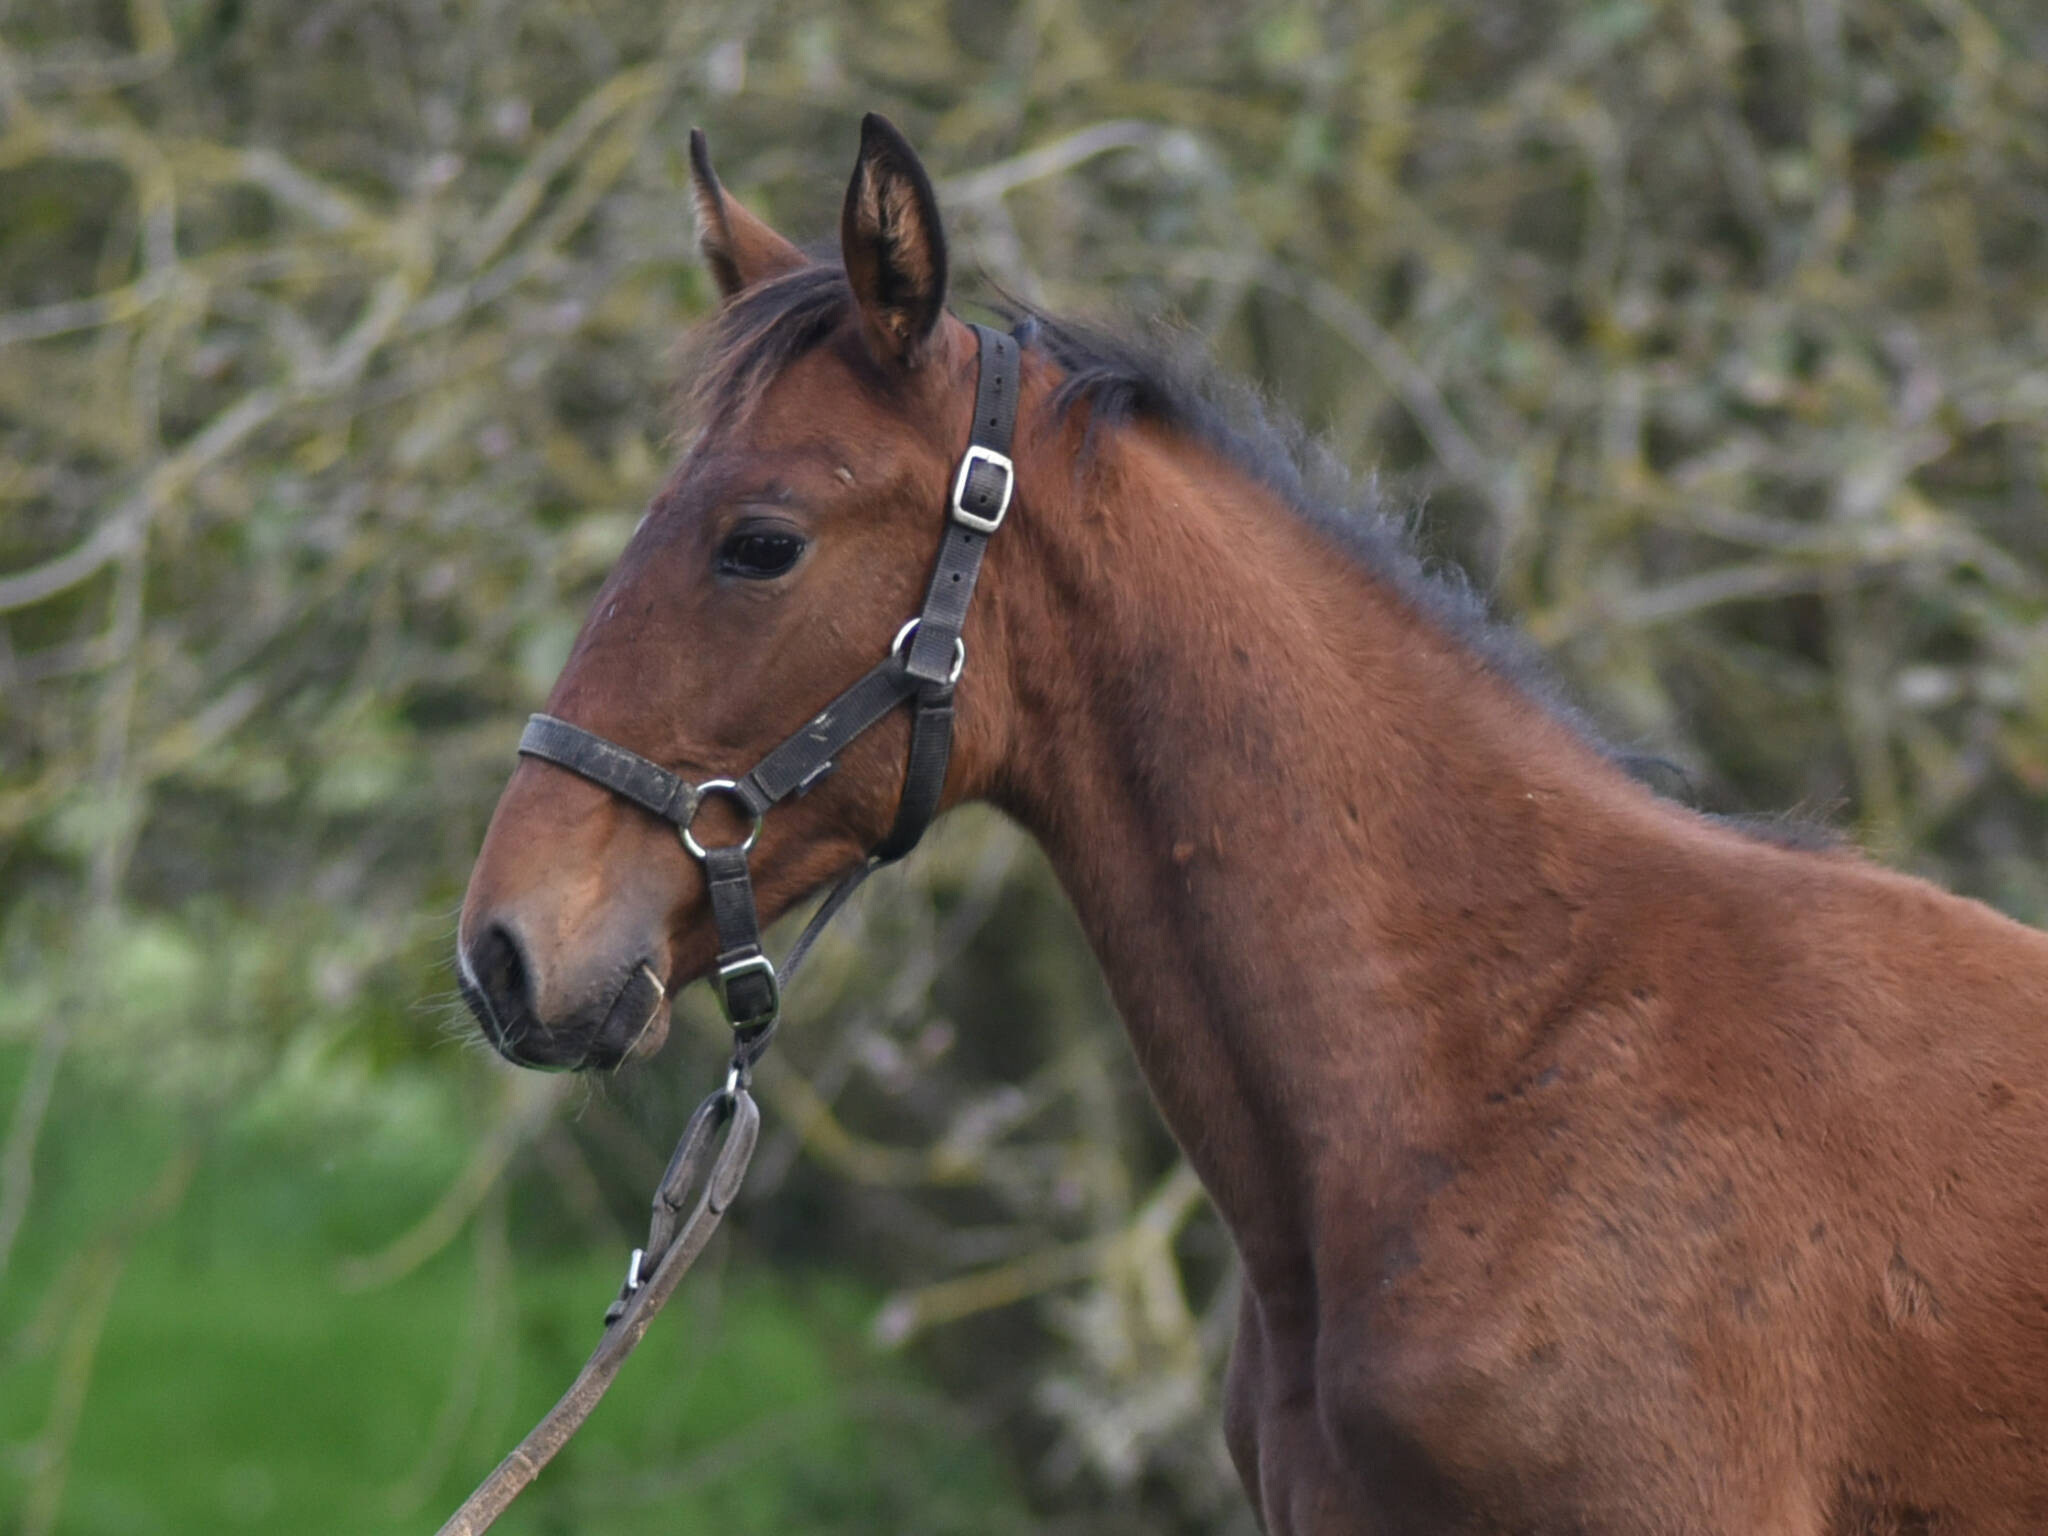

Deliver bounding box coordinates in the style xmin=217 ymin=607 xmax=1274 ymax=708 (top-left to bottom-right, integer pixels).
xmin=514 ymin=321 xmax=1020 ymax=1043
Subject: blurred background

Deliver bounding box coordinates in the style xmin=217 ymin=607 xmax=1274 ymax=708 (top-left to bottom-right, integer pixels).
xmin=1 ymin=0 xmax=2044 ymax=1531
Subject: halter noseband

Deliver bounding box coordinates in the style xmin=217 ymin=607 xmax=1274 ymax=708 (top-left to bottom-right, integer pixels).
xmin=513 ymin=322 xmax=1020 ymax=1069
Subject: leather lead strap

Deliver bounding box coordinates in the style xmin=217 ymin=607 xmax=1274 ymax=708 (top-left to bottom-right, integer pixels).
xmin=435 ymin=1085 xmax=761 ymax=1536
xmin=700 ymin=843 xmax=778 ymax=1026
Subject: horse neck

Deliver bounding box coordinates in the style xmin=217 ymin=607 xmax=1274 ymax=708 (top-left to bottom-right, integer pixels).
xmin=983 ymin=417 xmax=1646 ymax=1286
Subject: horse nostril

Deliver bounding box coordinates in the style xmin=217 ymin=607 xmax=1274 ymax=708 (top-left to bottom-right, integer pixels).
xmin=468 ymin=921 xmax=536 ymax=1032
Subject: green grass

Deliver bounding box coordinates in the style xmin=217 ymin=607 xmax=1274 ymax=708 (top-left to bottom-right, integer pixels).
xmin=0 ymin=1051 xmax=1031 ymax=1535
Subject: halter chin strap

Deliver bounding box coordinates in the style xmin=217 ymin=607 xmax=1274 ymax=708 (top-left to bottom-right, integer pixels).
xmin=514 ymin=322 xmax=1020 ymax=1060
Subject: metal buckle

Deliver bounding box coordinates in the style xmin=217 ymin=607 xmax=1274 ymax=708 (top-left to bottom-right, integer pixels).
xmin=950 ymin=444 xmax=1014 ymax=533
xmin=891 ymin=618 xmax=965 ymax=687
xmin=715 ymin=951 xmax=780 ymax=1028
xmin=680 ymin=779 xmax=763 ymax=859
xmin=604 ymin=1245 xmax=647 ymax=1324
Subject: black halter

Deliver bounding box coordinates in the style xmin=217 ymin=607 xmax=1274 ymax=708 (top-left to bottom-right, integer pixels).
xmin=514 ymin=322 xmax=1020 ymax=1072
xmin=440 ymin=323 xmax=1019 ymax=1535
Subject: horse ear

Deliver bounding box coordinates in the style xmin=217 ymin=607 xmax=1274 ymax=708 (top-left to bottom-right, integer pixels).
xmin=689 ymin=128 xmax=806 ymax=300
xmin=839 ymin=113 xmax=948 ymax=369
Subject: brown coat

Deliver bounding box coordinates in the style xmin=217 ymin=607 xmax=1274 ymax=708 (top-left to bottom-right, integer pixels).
xmin=460 ymin=118 xmax=2048 ymax=1533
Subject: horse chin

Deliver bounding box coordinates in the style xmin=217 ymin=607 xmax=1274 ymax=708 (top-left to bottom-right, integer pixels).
xmin=606 ymin=971 xmax=672 ymax=1063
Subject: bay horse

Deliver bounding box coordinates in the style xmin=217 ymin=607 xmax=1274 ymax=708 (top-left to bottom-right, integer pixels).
xmin=457 ymin=115 xmax=2048 ymax=1533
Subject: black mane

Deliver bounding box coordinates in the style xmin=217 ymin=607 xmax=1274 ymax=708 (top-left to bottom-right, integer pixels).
xmin=1017 ymin=309 xmax=1601 ymax=745
xmin=683 ymin=266 xmax=1835 ymax=847
xmin=690 ymin=272 xmax=1574 ymax=719
xmin=685 ymin=263 xmax=855 ymax=430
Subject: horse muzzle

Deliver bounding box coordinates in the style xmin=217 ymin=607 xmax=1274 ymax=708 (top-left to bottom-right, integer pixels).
xmin=457 ymin=916 xmax=671 ymax=1071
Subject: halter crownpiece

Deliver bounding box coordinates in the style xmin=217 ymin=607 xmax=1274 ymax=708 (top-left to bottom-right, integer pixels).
xmin=514 ymin=321 xmax=1020 ymax=1053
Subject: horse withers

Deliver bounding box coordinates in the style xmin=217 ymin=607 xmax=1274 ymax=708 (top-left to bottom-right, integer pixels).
xmin=458 ymin=115 xmax=2048 ymax=1533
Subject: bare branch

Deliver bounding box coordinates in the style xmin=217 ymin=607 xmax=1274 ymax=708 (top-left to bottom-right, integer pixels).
xmin=0 ymin=1014 xmax=67 ymax=1284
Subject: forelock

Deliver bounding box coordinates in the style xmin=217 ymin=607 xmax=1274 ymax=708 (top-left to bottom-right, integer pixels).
xmin=682 ymin=263 xmax=853 ymax=432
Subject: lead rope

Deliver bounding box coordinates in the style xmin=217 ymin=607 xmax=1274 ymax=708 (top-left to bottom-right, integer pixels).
xmin=434 ymin=327 xmax=1017 ymax=1534
xmin=434 ymin=1073 xmax=757 ymax=1536
xmin=432 ymin=860 xmax=872 ymax=1536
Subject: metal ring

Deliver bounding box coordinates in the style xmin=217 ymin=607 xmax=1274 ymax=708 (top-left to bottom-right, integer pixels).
xmin=680 ymin=779 xmax=762 ymax=859
xmin=891 ymin=618 xmax=966 ymax=687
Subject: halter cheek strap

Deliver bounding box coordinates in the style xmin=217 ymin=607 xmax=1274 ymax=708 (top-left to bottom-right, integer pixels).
xmin=514 ymin=322 xmax=1020 ymax=1060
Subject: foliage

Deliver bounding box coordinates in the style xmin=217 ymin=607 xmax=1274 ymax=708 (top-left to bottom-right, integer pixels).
xmin=0 ymin=1052 xmax=1029 ymax=1534
xmin=0 ymin=0 xmax=2043 ymax=1531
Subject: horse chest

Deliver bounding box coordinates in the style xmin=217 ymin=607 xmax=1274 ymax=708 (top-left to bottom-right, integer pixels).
xmin=1231 ymin=1310 xmax=1706 ymax=1534
xmin=1227 ymin=1186 xmax=1792 ymax=1535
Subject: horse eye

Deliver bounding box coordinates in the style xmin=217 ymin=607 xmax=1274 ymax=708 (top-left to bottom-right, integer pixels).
xmin=717 ymin=528 xmax=806 ymax=580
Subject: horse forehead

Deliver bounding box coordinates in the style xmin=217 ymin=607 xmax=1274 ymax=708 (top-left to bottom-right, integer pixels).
xmin=640 ymin=442 xmax=828 ymax=527
xmin=662 ymin=425 xmax=937 ymax=520
xmin=639 ymin=340 xmax=959 ymax=536
xmin=739 ymin=342 xmax=957 ymax=466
